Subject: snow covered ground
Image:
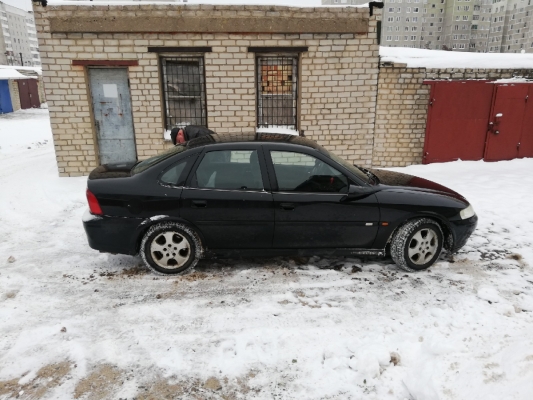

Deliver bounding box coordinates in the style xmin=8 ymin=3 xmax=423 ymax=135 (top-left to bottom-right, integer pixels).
xmin=1 ymin=109 xmax=533 ymax=400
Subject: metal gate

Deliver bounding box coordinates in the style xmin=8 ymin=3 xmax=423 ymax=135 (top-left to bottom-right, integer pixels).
xmin=424 ymin=81 xmax=533 ymax=163
xmin=17 ymin=79 xmax=40 ymax=109
xmin=256 ymin=56 xmax=298 ymax=129
xmin=423 ymin=81 xmax=494 ymax=164
xmin=485 ymin=83 xmax=533 ymax=161
xmin=88 ymin=68 xmax=136 ymax=165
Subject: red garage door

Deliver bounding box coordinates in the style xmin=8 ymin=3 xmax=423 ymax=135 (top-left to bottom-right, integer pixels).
xmin=485 ymin=84 xmax=527 ymax=161
xmin=17 ymin=79 xmax=40 ymax=109
xmin=423 ymin=81 xmax=494 ymax=164
xmin=485 ymin=83 xmax=533 ymax=161
xmin=519 ymin=85 xmax=533 ymax=159
xmin=424 ymin=81 xmax=533 ymax=163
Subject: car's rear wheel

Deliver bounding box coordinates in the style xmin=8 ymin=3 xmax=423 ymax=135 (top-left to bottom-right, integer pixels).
xmin=390 ymin=218 xmax=443 ymax=272
xmin=140 ymin=222 xmax=202 ymax=275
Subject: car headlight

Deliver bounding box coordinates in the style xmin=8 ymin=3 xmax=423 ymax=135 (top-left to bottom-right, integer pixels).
xmin=460 ymin=204 xmax=475 ymax=220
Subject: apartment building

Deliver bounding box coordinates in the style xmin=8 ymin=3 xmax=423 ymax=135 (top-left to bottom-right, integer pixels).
xmin=0 ymin=1 xmax=41 ymax=66
xmin=500 ymin=0 xmax=533 ymax=52
xmin=322 ymin=0 xmax=533 ymax=53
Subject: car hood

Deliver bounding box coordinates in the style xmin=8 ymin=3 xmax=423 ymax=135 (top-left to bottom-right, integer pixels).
xmin=369 ymin=168 xmax=467 ymax=202
xmin=88 ymin=161 xmax=137 ymax=180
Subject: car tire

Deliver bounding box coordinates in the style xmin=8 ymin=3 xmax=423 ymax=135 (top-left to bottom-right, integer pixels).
xmin=390 ymin=218 xmax=443 ymax=272
xmin=140 ymin=222 xmax=202 ymax=275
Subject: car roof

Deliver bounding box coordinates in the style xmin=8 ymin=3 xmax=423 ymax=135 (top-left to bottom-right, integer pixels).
xmin=186 ymin=133 xmax=324 ymax=151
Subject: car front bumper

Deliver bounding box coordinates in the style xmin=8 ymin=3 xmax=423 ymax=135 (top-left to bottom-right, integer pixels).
xmin=449 ymin=214 xmax=478 ymax=253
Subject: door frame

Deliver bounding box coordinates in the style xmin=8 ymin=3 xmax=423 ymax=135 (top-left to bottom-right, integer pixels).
xmin=86 ymin=66 xmax=137 ymax=166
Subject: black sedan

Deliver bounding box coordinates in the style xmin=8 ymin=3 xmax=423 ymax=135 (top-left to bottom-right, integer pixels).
xmin=83 ymin=133 xmax=477 ymax=275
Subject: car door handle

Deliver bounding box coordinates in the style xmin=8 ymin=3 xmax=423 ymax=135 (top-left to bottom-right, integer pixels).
xmin=192 ymin=200 xmax=207 ymax=208
xmin=280 ymin=203 xmax=296 ymax=211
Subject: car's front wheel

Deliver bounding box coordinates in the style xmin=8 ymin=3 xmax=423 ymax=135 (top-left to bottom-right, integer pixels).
xmin=390 ymin=218 xmax=443 ymax=272
xmin=140 ymin=222 xmax=202 ymax=275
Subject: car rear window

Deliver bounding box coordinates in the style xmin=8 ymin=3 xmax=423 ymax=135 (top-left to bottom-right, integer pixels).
xmin=131 ymin=145 xmax=187 ymax=175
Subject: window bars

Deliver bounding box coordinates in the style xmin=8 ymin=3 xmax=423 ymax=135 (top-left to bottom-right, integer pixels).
xmin=256 ymin=56 xmax=298 ymax=130
xmin=161 ymin=57 xmax=207 ymax=130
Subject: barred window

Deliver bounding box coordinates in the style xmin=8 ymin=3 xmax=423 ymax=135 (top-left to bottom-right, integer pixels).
xmin=161 ymin=56 xmax=207 ymax=131
xmin=256 ymin=56 xmax=298 ymax=130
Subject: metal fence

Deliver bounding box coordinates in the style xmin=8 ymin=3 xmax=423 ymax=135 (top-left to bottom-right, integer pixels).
xmin=161 ymin=56 xmax=207 ymax=130
xmin=256 ymin=56 xmax=298 ymax=129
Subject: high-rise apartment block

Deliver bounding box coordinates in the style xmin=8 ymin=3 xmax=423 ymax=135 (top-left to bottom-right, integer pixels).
xmin=0 ymin=1 xmax=41 ymax=66
xmin=322 ymin=0 xmax=533 ymax=53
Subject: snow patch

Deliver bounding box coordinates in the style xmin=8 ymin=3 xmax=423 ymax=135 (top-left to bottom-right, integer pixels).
xmin=82 ymin=208 xmax=102 ymax=222
xmin=493 ymin=77 xmax=533 ymax=83
xmin=0 ymin=69 xmax=36 ymax=80
xmin=0 ymin=109 xmax=52 ymax=154
xmin=0 ymin=65 xmax=42 ymax=76
xmin=150 ymin=215 xmax=169 ymax=222
xmin=256 ymin=126 xmax=299 ymax=136
xmin=380 ymin=46 xmax=533 ymax=69
xmin=140 ymin=215 xmax=171 ymax=226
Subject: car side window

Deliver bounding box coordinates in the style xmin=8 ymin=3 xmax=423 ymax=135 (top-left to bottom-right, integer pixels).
xmin=270 ymin=151 xmax=349 ymax=193
xmin=193 ymin=150 xmax=263 ymax=191
xmin=160 ymin=158 xmax=190 ymax=186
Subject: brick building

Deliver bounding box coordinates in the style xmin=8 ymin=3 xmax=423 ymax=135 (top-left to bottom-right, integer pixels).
xmin=33 ymin=2 xmax=383 ymax=177
xmin=33 ymin=2 xmax=533 ymax=176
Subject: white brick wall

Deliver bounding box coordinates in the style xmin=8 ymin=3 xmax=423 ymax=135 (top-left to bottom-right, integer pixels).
xmin=34 ymin=4 xmax=381 ymax=176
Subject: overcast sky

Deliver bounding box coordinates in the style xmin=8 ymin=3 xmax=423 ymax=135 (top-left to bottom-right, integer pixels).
xmin=2 ymin=0 xmax=33 ymax=11
xmin=1 ymin=0 xmax=321 ymax=12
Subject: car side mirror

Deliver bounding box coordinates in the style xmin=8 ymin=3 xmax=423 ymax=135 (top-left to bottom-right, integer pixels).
xmin=342 ymin=184 xmax=377 ymax=201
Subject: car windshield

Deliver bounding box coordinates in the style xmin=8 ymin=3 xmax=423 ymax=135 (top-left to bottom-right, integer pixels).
xmin=319 ymin=148 xmax=370 ymax=184
xmin=131 ymin=145 xmax=187 ymax=175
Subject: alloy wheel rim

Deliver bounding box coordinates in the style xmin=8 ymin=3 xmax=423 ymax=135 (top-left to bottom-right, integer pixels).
xmin=407 ymin=228 xmax=438 ymax=265
xmin=150 ymin=231 xmax=191 ymax=269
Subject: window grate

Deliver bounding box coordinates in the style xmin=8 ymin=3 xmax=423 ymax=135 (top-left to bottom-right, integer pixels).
xmin=256 ymin=56 xmax=298 ymax=130
xmin=161 ymin=56 xmax=207 ymax=130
